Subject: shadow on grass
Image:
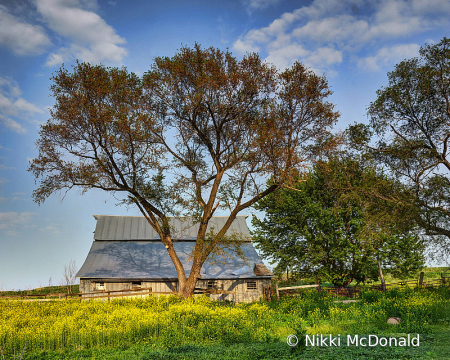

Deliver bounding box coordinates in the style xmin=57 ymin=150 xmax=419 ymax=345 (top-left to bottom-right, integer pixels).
xmin=20 ymin=336 xmax=438 ymax=360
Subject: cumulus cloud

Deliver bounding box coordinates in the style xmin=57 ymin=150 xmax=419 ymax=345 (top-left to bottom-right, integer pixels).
xmin=0 ymin=76 xmax=44 ymax=134
xmin=0 ymin=77 xmax=21 ymax=97
xmin=0 ymin=5 xmax=51 ymax=55
xmin=246 ymin=0 xmax=282 ymax=10
xmin=35 ymin=0 xmax=127 ymax=65
xmin=358 ymin=43 xmax=421 ymax=72
xmin=45 ymin=52 xmax=64 ymax=67
xmin=0 ymin=192 xmax=26 ymax=202
xmin=39 ymin=225 xmax=60 ymax=234
xmin=234 ymin=0 xmax=450 ymax=72
xmin=0 ymin=212 xmax=37 ymax=232
xmin=0 ymin=118 xmax=27 ymax=134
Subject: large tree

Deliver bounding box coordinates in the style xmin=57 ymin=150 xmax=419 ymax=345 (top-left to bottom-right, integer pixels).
xmin=351 ymin=37 xmax=450 ymax=262
xmin=29 ymin=45 xmax=338 ymax=297
xmin=252 ymin=157 xmax=425 ymax=287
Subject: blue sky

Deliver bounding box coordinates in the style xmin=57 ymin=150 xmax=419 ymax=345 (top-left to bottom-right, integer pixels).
xmin=1 ymin=0 xmax=449 ymax=290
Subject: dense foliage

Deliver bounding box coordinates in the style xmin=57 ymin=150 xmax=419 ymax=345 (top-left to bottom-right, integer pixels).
xmin=28 ymin=45 xmax=338 ymax=297
xmin=252 ymin=158 xmax=425 ymax=286
xmin=349 ymin=37 xmax=450 ymax=262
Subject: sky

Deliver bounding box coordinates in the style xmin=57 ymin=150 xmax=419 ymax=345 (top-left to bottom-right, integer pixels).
xmin=0 ymin=0 xmax=449 ymax=291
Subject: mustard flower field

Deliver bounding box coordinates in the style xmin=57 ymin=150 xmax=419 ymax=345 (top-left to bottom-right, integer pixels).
xmin=1 ymin=287 xmax=449 ymax=359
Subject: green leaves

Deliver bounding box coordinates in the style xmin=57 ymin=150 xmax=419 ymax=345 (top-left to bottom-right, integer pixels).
xmin=29 ymin=45 xmax=338 ymax=296
xmin=252 ymin=157 xmax=425 ymax=286
xmin=361 ymin=37 xmax=450 ymax=259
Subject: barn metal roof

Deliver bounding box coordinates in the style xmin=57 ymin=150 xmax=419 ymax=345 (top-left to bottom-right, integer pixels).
xmin=93 ymin=215 xmax=252 ymax=241
xmin=76 ymin=241 xmax=272 ymax=279
xmin=77 ymin=215 xmax=272 ymax=280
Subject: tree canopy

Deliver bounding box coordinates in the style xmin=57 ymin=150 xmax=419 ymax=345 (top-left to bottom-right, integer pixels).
xmin=252 ymin=156 xmax=425 ymax=286
xmin=349 ymin=37 xmax=450 ymax=262
xmin=29 ymin=45 xmax=338 ymax=296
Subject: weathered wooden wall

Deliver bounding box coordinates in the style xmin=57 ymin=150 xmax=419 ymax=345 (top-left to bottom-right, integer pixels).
xmin=80 ymin=278 xmax=272 ymax=302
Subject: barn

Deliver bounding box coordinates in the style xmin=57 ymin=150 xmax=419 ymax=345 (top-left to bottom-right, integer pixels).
xmin=76 ymin=215 xmax=273 ymax=302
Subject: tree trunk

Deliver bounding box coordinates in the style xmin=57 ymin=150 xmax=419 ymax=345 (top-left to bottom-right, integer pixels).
xmin=377 ymin=257 xmax=386 ymax=292
xmin=180 ymin=260 xmax=203 ymax=297
xmin=163 ymin=236 xmax=188 ymax=294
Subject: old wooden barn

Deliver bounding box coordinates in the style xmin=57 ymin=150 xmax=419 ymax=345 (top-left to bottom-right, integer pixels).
xmin=76 ymin=215 xmax=273 ymax=302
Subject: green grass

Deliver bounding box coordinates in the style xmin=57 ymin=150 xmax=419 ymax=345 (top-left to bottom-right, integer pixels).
xmin=0 ymin=285 xmax=79 ymax=297
xmin=370 ymin=267 xmax=450 ymax=286
xmin=276 ymin=266 xmax=450 ymax=288
xmin=14 ymin=331 xmax=448 ymax=360
xmin=1 ymin=284 xmax=449 ymax=359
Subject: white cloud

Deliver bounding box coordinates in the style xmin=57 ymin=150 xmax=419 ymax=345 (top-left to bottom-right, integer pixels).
xmin=35 ymin=0 xmax=127 ymax=65
xmin=358 ymin=43 xmax=421 ymax=72
xmin=246 ymin=0 xmax=281 ymax=10
xmin=234 ymin=0 xmax=450 ymax=72
xmin=0 ymin=117 xmax=27 ymax=133
xmin=265 ymin=43 xmax=309 ymax=69
xmin=0 ymin=5 xmax=51 ymax=55
xmin=0 ymin=94 xmax=14 ymax=116
xmin=411 ymin=0 xmax=450 ymax=13
xmin=0 ymin=192 xmax=26 ymax=202
xmin=292 ymin=15 xmax=369 ymax=45
xmin=0 ymin=77 xmax=21 ymax=97
xmin=233 ymin=38 xmax=260 ymax=54
xmin=39 ymin=225 xmax=60 ymax=233
xmin=0 ymin=212 xmax=36 ymax=231
xmin=0 ymin=75 xmax=45 ymax=134
xmin=14 ymin=98 xmax=45 ymax=114
xmin=307 ymin=47 xmax=343 ymax=66
xmin=45 ymin=52 xmax=64 ymax=67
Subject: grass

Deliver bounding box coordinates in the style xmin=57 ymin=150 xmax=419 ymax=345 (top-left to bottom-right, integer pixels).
xmin=0 ymin=285 xmax=80 ymax=297
xmin=276 ymin=267 xmax=450 ymax=288
xmin=12 ymin=331 xmax=448 ymax=359
xmin=1 ymin=285 xmax=449 ymax=359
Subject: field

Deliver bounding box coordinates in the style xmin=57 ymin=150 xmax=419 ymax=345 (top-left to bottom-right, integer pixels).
xmin=276 ymin=267 xmax=450 ymax=288
xmin=1 ymin=284 xmax=450 ymax=359
xmin=0 ymin=285 xmax=80 ymax=298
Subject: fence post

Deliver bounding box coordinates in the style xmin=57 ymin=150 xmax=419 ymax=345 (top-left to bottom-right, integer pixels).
xmin=276 ymin=283 xmax=280 ymax=300
xmin=418 ymin=272 xmax=424 ymax=287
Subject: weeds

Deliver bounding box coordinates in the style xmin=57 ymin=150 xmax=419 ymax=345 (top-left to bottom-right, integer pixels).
xmin=0 ymin=287 xmax=449 ymax=357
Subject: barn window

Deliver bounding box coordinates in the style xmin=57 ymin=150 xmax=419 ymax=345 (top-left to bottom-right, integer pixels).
xmin=131 ymin=281 xmax=141 ymax=289
xmin=246 ymin=281 xmax=257 ymax=291
xmin=207 ymin=280 xmax=216 ymax=289
xmin=95 ymin=282 xmax=105 ymax=291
